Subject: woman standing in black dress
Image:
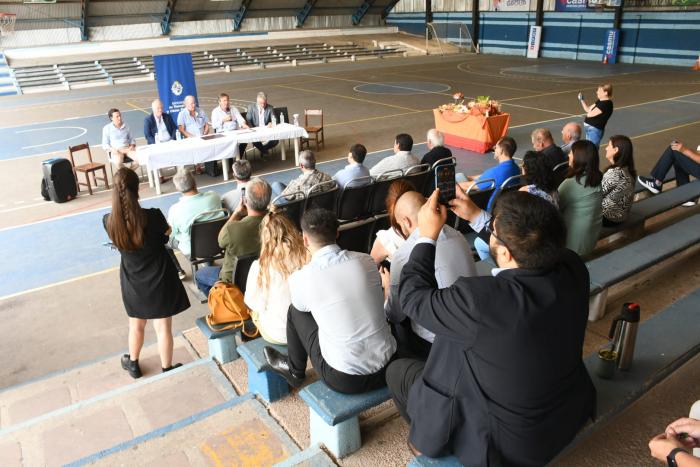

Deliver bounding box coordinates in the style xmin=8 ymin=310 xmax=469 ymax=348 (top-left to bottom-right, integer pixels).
xmin=105 ymin=168 xmax=190 ymax=378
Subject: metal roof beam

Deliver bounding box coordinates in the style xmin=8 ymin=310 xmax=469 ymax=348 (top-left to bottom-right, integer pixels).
xmin=80 ymin=0 xmax=89 ymax=41
xmin=352 ymin=0 xmax=376 ymax=25
xmin=382 ymin=0 xmax=401 ymax=19
xmin=296 ymin=0 xmax=317 ymax=28
xmin=233 ymin=0 xmax=253 ymax=31
xmin=161 ymin=0 xmax=177 ymax=35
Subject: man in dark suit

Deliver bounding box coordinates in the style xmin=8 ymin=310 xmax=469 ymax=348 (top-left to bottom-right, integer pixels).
xmin=420 ymin=129 xmax=452 ymax=167
xmin=386 ymin=189 xmax=596 ymax=466
xmin=242 ymin=91 xmax=279 ymax=157
xmin=143 ymin=99 xmax=177 ymax=145
xmin=532 ymin=127 xmax=566 ymax=169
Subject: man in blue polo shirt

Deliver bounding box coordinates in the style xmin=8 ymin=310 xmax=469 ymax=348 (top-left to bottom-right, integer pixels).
xmin=457 ymin=136 xmax=521 ymax=210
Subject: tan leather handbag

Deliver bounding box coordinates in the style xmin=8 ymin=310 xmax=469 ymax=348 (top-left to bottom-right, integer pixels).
xmin=206 ymin=282 xmax=258 ymax=338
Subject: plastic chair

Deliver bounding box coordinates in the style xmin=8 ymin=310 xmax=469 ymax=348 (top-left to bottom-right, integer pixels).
xmin=337 ymin=217 xmax=377 ymax=254
xmin=272 ymin=191 xmax=306 ymax=230
xmin=403 ymin=164 xmax=431 ymax=195
xmin=189 ymin=209 xmax=230 ymax=277
xmin=304 ymin=180 xmax=339 ymax=213
xmin=368 ymin=170 xmax=403 ymax=216
xmin=232 ymin=253 xmax=258 ymax=294
xmin=337 ymin=177 xmax=374 ymax=222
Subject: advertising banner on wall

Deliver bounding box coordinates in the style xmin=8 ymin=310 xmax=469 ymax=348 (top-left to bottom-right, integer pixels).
xmin=554 ymin=0 xmax=591 ymax=11
xmin=493 ymin=0 xmax=531 ymax=11
xmin=526 ymin=25 xmax=542 ymax=58
xmin=153 ymin=53 xmax=198 ymax=118
xmin=601 ymin=28 xmax=620 ymax=64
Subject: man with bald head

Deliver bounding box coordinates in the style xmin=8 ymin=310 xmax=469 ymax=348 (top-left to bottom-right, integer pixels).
xmin=379 ymin=190 xmax=476 ymax=359
xmin=144 ymin=99 xmax=177 ymax=145
xmin=177 ymin=95 xmax=209 ymax=138
xmin=531 ymin=128 xmax=566 ymax=168
xmin=560 ymin=122 xmax=582 ymax=155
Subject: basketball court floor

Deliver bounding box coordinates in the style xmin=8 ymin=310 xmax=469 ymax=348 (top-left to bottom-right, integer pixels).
xmin=1 ymin=51 xmax=700 ymax=388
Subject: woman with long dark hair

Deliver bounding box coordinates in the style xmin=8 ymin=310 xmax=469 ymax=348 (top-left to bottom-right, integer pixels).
xmin=602 ymin=135 xmax=636 ymax=227
xmin=559 ymin=140 xmax=603 ymax=257
xmin=105 ymin=168 xmax=190 ymax=378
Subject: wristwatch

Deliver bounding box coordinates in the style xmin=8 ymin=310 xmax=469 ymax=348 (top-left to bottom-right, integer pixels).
xmin=667 ymin=447 xmax=687 ymax=467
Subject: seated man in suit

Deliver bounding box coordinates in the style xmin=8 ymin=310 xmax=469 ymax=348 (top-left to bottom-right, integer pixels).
xmin=194 ymin=177 xmax=271 ymax=295
xmin=143 ymin=99 xmax=176 ymax=183
xmin=386 ymin=189 xmax=596 ymax=466
xmin=370 ymin=133 xmax=420 ymax=178
xmin=271 ymin=150 xmax=334 ymax=202
xmin=420 ymin=129 xmax=452 ymax=167
xmin=102 ymin=108 xmax=138 ymax=171
xmin=380 ymin=190 xmax=475 ymax=360
xmin=333 ymin=143 xmax=371 ymax=189
xmin=532 ymin=127 xmax=566 ymax=169
xmin=243 ymin=92 xmax=278 ymax=157
xmin=264 ymin=208 xmax=396 ymax=394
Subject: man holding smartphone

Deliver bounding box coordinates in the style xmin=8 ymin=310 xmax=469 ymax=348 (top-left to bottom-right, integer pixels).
xmin=638 ymin=140 xmax=700 ymax=206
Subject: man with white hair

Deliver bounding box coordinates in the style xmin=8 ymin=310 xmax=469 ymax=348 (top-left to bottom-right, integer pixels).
xmin=271 ymin=150 xmax=334 ymax=202
xmin=561 ymin=122 xmax=582 ymax=155
xmin=421 ymin=129 xmax=452 ymax=167
xmin=144 ymin=99 xmax=177 ymax=145
xmin=243 ymin=91 xmax=279 ymax=157
xmin=177 ymin=95 xmax=209 ymax=138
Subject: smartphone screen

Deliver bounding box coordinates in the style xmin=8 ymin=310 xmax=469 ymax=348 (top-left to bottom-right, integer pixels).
xmin=241 ymin=187 xmax=246 ymax=204
xmin=435 ymin=165 xmax=456 ymax=205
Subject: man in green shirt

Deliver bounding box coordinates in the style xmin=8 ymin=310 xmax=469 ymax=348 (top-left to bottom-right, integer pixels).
xmin=194 ymin=177 xmax=271 ymax=294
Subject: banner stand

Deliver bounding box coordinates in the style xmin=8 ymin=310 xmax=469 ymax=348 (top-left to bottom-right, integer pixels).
xmin=153 ymin=53 xmax=199 ymax=119
xmin=527 ymin=26 xmax=542 ymax=59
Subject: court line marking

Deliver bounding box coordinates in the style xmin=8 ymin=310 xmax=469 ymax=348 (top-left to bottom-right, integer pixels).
xmin=273 ymin=83 xmax=422 ymax=112
xmin=628 ymin=120 xmax=700 ymax=141
xmin=305 ymin=73 xmax=452 ymax=96
xmin=500 ymin=87 xmax=590 ymax=102
xmin=0 ymin=267 xmax=119 ymax=302
xmin=126 ymin=101 xmax=150 ymax=115
xmin=390 ymin=67 xmax=554 ymax=93
xmin=671 ymin=99 xmax=700 ymax=105
xmin=501 ymin=101 xmax=577 ymax=117
xmin=352 ymin=82 xmax=452 ymax=95
xmin=16 ymin=126 xmax=88 ymax=150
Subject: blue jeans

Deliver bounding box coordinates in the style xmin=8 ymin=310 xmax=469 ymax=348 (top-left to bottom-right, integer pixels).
xmin=651 ymin=145 xmax=700 ymax=187
xmin=195 ymin=266 xmax=221 ymax=296
xmin=584 ymin=123 xmax=604 ymax=147
xmin=474 ymin=236 xmax=492 ymax=261
xmin=271 ymin=182 xmax=287 ymax=202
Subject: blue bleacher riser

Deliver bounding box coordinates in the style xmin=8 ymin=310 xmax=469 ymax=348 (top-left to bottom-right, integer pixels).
xmin=237 ymin=338 xmax=289 ymax=402
xmin=0 ymin=53 xmax=18 ymax=96
xmin=299 ymin=381 xmax=391 ymax=458
xmin=195 ymin=316 xmax=241 ymax=364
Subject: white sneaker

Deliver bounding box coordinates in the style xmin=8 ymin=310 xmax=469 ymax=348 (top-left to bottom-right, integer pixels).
xmin=682 ymin=200 xmax=697 ymax=207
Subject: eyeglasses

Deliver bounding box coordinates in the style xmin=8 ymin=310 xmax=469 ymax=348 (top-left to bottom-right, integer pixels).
xmin=485 ymin=216 xmax=511 ymax=252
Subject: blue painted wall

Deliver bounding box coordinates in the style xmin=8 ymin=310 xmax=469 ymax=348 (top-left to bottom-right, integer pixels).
xmin=387 ymin=11 xmax=700 ymax=66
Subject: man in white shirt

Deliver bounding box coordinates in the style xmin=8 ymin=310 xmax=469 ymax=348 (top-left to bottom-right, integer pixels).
xmin=177 ymin=95 xmax=209 ymax=138
xmin=102 ymin=108 xmax=138 ymax=170
xmin=212 ymin=92 xmax=249 ymax=165
xmin=380 ymin=191 xmax=476 ymax=359
xmin=370 ymin=133 xmax=420 ymax=178
xmin=264 ymin=208 xmax=397 ymax=394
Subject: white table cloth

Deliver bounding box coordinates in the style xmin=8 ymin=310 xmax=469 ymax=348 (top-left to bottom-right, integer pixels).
xmin=136 ymin=123 xmax=309 ymax=195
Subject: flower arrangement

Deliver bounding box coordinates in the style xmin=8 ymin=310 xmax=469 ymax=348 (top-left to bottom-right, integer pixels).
xmin=439 ymin=93 xmax=502 ymax=117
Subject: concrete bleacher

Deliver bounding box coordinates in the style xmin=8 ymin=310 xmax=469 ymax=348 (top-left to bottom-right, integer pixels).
xmin=0 ymin=53 xmax=19 ymax=96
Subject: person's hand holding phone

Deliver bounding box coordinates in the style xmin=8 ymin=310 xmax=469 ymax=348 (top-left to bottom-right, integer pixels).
xmin=418 ymin=190 xmax=447 ymax=241
xmin=448 ymin=184 xmax=482 ymax=223
xmin=671 ymin=140 xmax=684 ymax=152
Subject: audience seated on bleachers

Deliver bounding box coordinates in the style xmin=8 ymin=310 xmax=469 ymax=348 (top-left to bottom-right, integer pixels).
xmin=559 ymin=140 xmax=603 ymax=257
xmin=177 ymin=95 xmax=209 ymax=138
xmin=420 ymin=129 xmax=452 ymax=167
xmin=194 ymin=177 xmax=271 ymax=295
xmin=638 ymin=140 xmax=700 ymax=207
xmin=243 ymin=91 xmax=278 ymax=157
xmin=105 ymin=168 xmax=190 ymax=379
xmin=167 ymin=170 xmax=225 ymax=259
xmin=457 ymin=136 xmax=520 ymax=210
xmin=244 ymin=211 xmax=308 ymax=345
xmin=369 ymin=133 xmax=420 ymax=178
xmin=532 ymin=128 xmax=567 ymax=169
xmin=602 ymin=135 xmax=636 ymax=227
xmin=102 ymin=108 xmax=138 ymax=170
xmin=333 ymin=143 xmax=371 ymax=189
xmin=520 ymin=150 xmax=560 ymax=207
xmin=649 ymin=416 xmax=700 ymax=466
xmin=271 ymin=150 xmax=334 ymax=201
xmin=264 ymin=208 xmax=396 ymax=394
xmin=386 ymin=190 xmax=595 ymax=466
xmin=222 ymin=160 xmax=252 ymax=213
xmin=560 ymin=121 xmax=582 ymax=155
xmin=370 ymin=179 xmax=416 ymax=265
xmin=381 ymin=191 xmax=475 ymax=360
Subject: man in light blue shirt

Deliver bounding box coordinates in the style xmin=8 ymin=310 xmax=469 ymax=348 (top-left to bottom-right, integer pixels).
xmin=102 ymin=108 xmax=138 ymax=170
xmin=167 ymin=169 xmax=225 ymax=259
xmin=177 ymin=95 xmax=209 ymax=138
xmin=333 ymin=143 xmax=371 ymax=189
xmin=380 ymin=191 xmax=476 ymax=359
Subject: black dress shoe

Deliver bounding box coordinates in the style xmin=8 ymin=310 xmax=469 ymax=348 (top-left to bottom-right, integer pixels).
xmin=162 ymin=363 xmax=183 ymax=373
xmin=263 ymin=347 xmax=304 ymax=388
xmin=121 ymin=354 xmax=142 ymax=379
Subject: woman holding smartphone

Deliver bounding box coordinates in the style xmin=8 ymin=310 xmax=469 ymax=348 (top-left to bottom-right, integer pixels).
xmin=578 ymin=84 xmax=614 ymax=147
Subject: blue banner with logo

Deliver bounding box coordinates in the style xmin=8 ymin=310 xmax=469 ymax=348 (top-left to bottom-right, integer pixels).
xmin=554 ymin=0 xmax=590 ymax=11
xmin=153 ymin=53 xmax=198 ymax=118
xmin=602 ymin=28 xmax=620 ymax=64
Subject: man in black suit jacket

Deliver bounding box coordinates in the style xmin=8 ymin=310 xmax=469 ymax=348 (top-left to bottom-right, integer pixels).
xmin=386 ymin=189 xmax=596 ymax=466
xmin=532 ymin=127 xmax=566 ymax=169
xmin=420 ymin=129 xmax=452 ymax=167
xmin=143 ymin=99 xmax=177 ymax=145
xmin=242 ymin=92 xmax=279 ymax=157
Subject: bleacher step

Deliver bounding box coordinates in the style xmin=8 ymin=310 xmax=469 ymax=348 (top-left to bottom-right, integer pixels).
xmin=0 ymin=359 xmax=238 ymax=466
xmin=0 ymin=336 xmax=197 ymax=430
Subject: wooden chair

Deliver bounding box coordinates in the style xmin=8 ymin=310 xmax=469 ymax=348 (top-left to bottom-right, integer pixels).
xmin=301 ymin=109 xmax=324 ymax=150
xmin=68 ymin=143 xmax=109 ymax=195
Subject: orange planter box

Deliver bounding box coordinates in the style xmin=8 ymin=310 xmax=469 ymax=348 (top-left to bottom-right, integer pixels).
xmin=433 ymin=109 xmax=511 ymax=154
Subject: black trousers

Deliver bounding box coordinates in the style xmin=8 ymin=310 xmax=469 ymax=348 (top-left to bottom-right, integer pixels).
xmin=239 ymin=140 xmax=279 ymax=156
xmin=385 ymin=357 xmax=425 ymax=421
xmin=651 ymin=145 xmax=700 ymax=186
xmin=391 ymin=320 xmax=432 ymax=360
xmin=286 ymin=305 xmax=389 ymax=394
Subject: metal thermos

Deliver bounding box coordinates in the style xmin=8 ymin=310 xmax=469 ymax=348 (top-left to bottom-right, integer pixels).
xmin=608 ymin=302 xmax=640 ymax=371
